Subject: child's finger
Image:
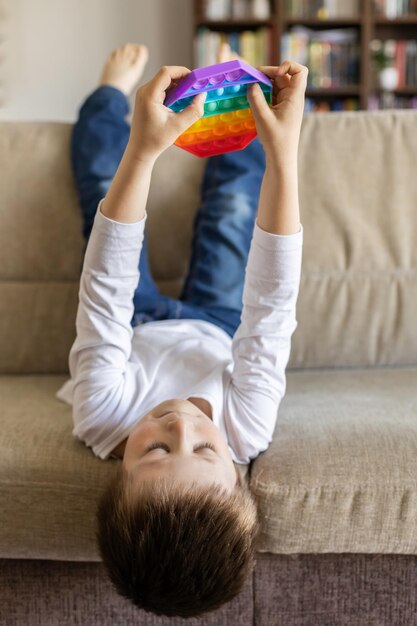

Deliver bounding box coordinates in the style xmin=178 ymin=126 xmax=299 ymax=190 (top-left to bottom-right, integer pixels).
xmin=175 ymin=91 xmax=207 ymax=130
xmin=277 ymin=60 xmax=309 ymax=87
xmin=258 ymin=61 xmax=308 ymax=77
xmin=247 ymin=83 xmax=272 ymax=124
xmin=258 ymin=62 xmax=308 ymax=91
xmin=277 ymin=60 xmax=309 ymax=75
xmin=149 ymin=65 xmax=192 ymax=103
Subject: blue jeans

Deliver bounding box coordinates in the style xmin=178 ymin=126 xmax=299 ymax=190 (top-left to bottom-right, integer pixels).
xmin=71 ymin=86 xmax=266 ymax=338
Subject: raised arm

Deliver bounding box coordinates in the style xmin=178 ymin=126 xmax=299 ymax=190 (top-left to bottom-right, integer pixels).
xmin=68 ymin=66 xmax=206 ymax=458
xmin=101 ymin=65 xmax=206 ymax=223
xmin=248 ymin=60 xmax=308 ymax=236
xmin=224 ymin=61 xmax=308 ymax=462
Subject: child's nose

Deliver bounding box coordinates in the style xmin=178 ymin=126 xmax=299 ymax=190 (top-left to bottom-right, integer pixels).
xmin=166 ymin=416 xmax=196 ymax=452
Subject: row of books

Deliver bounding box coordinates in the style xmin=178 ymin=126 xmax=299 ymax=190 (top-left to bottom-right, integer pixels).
xmin=195 ymin=26 xmax=416 ymax=90
xmin=370 ymin=39 xmax=417 ymax=88
xmin=285 ymin=0 xmax=360 ymax=19
xmin=202 ymin=0 xmax=271 ymax=20
xmin=368 ymin=93 xmax=417 ymax=108
xmin=195 ymin=27 xmax=271 ymax=66
xmin=372 ymin=0 xmax=417 ymax=17
xmin=203 ymin=0 xmax=417 ymax=19
xmin=281 ymin=27 xmax=360 ymax=86
xmin=304 ymin=93 xmax=417 ymax=112
xmin=304 ymin=98 xmax=360 ymax=112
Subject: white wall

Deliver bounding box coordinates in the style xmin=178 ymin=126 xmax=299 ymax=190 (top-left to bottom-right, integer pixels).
xmin=0 ymin=0 xmax=194 ymax=122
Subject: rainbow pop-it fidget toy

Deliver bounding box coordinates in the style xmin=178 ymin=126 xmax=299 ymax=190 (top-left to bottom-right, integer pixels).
xmin=164 ymin=60 xmax=272 ymax=158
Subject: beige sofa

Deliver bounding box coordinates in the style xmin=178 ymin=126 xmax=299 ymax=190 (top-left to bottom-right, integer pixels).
xmin=1 ymin=110 xmax=416 ymax=626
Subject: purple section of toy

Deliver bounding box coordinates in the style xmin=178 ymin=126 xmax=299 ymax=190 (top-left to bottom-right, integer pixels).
xmin=164 ymin=59 xmax=272 ymax=107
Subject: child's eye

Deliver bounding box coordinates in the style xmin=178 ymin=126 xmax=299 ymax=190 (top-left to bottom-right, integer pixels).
xmin=197 ymin=442 xmax=216 ymax=452
xmin=145 ymin=441 xmax=216 ymax=453
xmin=146 ymin=442 xmax=169 ymax=452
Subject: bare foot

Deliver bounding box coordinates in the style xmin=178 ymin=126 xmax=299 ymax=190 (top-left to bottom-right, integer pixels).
xmin=99 ymin=43 xmax=149 ymax=96
xmin=216 ymin=42 xmax=243 ymax=64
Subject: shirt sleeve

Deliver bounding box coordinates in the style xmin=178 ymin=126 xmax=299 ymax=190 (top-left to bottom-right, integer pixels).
xmin=68 ymin=201 xmax=148 ymax=459
xmin=224 ymin=221 xmax=303 ymax=464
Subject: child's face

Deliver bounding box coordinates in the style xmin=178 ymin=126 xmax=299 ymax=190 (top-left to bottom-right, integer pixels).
xmin=122 ymin=399 xmax=238 ymax=492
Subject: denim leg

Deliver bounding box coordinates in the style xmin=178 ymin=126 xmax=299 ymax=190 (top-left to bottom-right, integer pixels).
xmin=71 ymin=86 xmax=161 ymax=323
xmin=72 ymin=90 xmax=266 ymax=338
xmin=178 ymin=137 xmax=266 ymax=333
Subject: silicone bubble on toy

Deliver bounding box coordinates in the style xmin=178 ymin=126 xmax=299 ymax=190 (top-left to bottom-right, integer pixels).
xmin=164 ymin=60 xmax=272 ymax=158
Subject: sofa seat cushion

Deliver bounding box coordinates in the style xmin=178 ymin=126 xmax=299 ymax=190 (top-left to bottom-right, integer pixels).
xmin=0 ymin=376 xmax=248 ymax=561
xmin=251 ymin=366 xmax=417 ymax=555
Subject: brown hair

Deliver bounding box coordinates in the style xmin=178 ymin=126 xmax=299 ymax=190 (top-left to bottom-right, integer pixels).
xmin=96 ymin=465 xmax=259 ymax=618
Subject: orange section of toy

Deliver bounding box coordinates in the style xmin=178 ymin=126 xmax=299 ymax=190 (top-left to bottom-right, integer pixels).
xmin=176 ymin=112 xmax=256 ymax=148
xmin=175 ymin=131 xmax=257 ymax=157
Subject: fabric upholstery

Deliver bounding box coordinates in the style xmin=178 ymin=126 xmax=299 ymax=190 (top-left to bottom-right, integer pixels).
xmin=1 ymin=554 xmax=416 ymax=626
xmin=251 ymin=365 xmax=417 ymax=554
xmin=294 ymin=111 xmax=417 ymax=369
xmin=0 ymin=111 xmax=416 ymax=374
xmin=253 ymin=553 xmax=417 ymax=626
xmin=0 ymin=558 xmax=253 ymax=626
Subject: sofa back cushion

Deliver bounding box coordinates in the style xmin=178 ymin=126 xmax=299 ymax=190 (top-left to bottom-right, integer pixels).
xmin=0 ymin=111 xmax=416 ymax=374
xmin=296 ymin=110 xmax=417 ymax=368
xmin=0 ymin=123 xmax=84 ymax=374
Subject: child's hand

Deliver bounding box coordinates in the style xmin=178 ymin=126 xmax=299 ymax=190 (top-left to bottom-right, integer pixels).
xmin=247 ymin=61 xmax=308 ymax=161
xmin=129 ymin=66 xmax=206 ymax=162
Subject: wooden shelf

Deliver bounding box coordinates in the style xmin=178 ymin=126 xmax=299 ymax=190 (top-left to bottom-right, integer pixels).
xmin=193 ymin=0 xmax=417 ymax=111
xmin=307 ymin=86 xmax=362 ymax=96
xmin=285 ymin=17 xmax=362 ymax=26
xmin=374 ymin=15 xmax=417 ymax=24
xmin=196 ymin=18 xmax=274 ymax=27
xmin=371 ymin=86 xmax=417 ymax=94
xmin=195 ymin=18 xmax=274 ymax=28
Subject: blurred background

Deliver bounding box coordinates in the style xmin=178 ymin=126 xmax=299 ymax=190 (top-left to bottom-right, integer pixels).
xmin=0 ymin=0 xmax=193 ymax=121
xmin=0 ymin=0 xmax=416 ymax=121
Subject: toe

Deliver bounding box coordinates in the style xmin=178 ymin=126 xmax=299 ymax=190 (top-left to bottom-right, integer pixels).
xmin=134 ymin=44 xmax=149 ymax=66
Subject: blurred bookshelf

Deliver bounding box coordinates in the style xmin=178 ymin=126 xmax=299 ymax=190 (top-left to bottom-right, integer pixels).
xmin=194 ymin=0 xmax=417 ymax=112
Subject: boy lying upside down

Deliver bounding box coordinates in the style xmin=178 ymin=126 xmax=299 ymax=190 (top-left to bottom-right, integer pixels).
xmin=57 ymin=43 xmax=307 ymax=618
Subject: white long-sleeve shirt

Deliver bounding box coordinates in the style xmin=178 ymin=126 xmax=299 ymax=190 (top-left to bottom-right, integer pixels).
xmin=57 ymin=202 xmax=303 ymax=464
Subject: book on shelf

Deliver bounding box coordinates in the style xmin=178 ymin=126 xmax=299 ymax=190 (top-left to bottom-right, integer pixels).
xmin=202 ymin=0 xmax=271 ymax=20
xmin=372 ymin=0 xmax=417 ymax=17
xmin=370 ymin=38 xmax=417 ymax=87
xmin=195 ymin=26 xmax=271 ymax=66
xmin=281 ymin=27 xmax=360 ymax=87
xmin=202 ymin=0 xmax=230 ymax=19
xmin=285 ymin=0 xmax=360 ymax=19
